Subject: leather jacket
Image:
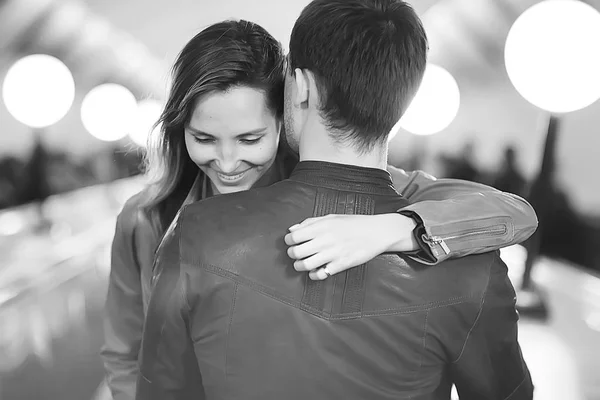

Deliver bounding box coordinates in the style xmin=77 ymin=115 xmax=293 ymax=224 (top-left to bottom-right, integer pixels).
xmin=102 ymin=159 xmax=537 ymax=400
xmin=137 ymin=161 xmax=533 ymax=400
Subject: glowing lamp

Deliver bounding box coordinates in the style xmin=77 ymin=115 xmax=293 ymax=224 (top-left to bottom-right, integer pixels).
xmin=81 ymin=83 xmax=137 ymax=142
xmin=2 ymin=54 xmax=75 ymax=128
xmin=505 ymin=0 xmax=600 ymax=113
xmin=397 ymin=64 xmax=460 ymax=137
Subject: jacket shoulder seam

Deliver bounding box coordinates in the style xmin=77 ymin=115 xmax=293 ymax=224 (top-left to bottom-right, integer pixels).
xmin=182 ymin=261 xmax=479 ymax=320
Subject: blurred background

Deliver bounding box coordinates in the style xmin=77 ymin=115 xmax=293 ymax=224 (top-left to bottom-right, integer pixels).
xmin=0 ymin=0 xmax=599 ymax=399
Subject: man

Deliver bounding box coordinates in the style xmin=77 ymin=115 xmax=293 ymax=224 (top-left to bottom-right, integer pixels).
xmin=137 ymin=1 xmax=533 ymax=399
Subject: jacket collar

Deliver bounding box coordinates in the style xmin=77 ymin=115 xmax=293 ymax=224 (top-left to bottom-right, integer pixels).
xmin=289 ymin=161 xmax=400 ymax=196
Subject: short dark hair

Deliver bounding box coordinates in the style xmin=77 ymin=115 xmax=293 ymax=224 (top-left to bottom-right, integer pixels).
xmin=289 ymin=0 xmax=428 ymax=151
xmin=143 ymin=20 xmax=286 ymax=233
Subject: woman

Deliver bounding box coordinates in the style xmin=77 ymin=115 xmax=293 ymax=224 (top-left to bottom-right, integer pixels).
xmin=101 ymin=20 xmax=537 ymax=400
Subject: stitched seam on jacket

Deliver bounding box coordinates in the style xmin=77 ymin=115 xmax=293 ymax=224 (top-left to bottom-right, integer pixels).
xmin=408 ymin=309 xmax=429 ymax=400
xmin=302 ymin=189 xmax=335 ymax=309
xmin=184 ymin=261 xmax=477 ymax=320
xmin=398 ymin=170 xmax=421 ymax=198
xmin=224 ymin=283 xmax=238 ymax=393
xmin=504 ymin=375 xmax=528 ymax=400
xmin=451 ymin=253 xmax=494 ymax=364
xmin=340 ymin=194 xmax=371 ymax=314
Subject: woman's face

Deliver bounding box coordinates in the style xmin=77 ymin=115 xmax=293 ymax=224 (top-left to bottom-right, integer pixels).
xmin=184 ymin=86 xmax=281 ymax=194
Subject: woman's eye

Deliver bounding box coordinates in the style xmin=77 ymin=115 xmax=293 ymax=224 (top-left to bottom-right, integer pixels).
xmin=240 ymin=138 xmax=261 ymax=144
xmin=193 ymin=137 xmax=214 ymax=144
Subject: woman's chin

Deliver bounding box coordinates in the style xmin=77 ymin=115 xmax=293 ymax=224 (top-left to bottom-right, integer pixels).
xmin=212 ymin=182 xmax=254 ymax=195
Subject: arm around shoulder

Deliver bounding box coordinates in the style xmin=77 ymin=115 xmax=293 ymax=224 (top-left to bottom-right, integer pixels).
xmin=387 ymin=166 xmax=538 ymax=264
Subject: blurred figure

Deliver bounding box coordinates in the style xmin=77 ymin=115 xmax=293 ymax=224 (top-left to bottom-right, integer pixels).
xmin=19 ymin=131 xmax=52 ymax=206
xmin=518 ymin=116 xmax=560 ymax=319
xmin=0 ymin=156 xmax=23 ymax=209
xmin=440 ymin=140 xmax=480 ymax=182
xmin=494 ymin=145 xmax=527 ymax=197
xmin=18 ymin=131 xmax=53 ymax=229
xmin=0 ymin=176 xmax=14 ymax=208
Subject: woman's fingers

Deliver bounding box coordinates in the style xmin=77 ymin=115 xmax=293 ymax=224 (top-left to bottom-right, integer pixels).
xmin=288 ymin=216 xmax=323 ymax=232
xmin=293 ymin=251 xmax=335 ymax=272
xmin=308 ymin=262 xmax=343 ymax=280
xmin=284 ymin=223 xmax=320 ymax=246
xmin=287 ymin=236 xmax=321 ymax=260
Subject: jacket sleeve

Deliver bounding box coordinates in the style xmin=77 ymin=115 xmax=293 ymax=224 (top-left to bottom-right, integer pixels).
xmin=136 ymin=212 xmax=204 ymax=400
xmin=101 ymin=203 xmax=145 ymax=400
xmin=449 ymin=254 xmax=534 ymax=399
xmin=388 ymin=167 xmax=538 ymax=264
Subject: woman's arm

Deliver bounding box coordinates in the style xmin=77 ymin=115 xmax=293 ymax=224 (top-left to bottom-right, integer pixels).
xmin=100 ymin=198 xmax=145 ymax=400
xmin=285 ymin=167 xmax=537 ymax=280
xmin=390 ymin=167 xmax=537 ymax=264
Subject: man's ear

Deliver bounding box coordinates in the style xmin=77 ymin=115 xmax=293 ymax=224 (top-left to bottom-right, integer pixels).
xmin=303 ymin=70 xmax=322 ymax=110
xmin=275 ymin=120 xmax=282 ymax=144
xmin=293 ymin=68 xmax=309 ymax=106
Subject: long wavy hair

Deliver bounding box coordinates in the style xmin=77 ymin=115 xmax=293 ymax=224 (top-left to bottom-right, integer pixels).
xmin=141 ymin=20 xmax=291 ymax=234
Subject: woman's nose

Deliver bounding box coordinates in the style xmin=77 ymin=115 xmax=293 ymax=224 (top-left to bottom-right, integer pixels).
xmin=216 ymin=145 xmax=239 ymax=174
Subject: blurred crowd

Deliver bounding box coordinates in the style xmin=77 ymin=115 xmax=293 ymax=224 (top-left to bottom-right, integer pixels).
xmin=0 ymin=136 xmax=142 ymax=210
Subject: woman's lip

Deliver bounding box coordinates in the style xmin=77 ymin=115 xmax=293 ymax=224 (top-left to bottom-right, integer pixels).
xmin=216 ymin=170 xmax=249 ymax=183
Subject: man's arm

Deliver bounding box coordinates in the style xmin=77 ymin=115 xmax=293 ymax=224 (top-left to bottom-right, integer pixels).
xmin=136 ymin=213 xmax=204 ymax=400
xmin=450 ymin=254 xmax=534 ymax=399
xmin=101 ymin=207 xmax=144 ymax=400
xmin=389 ymin=167 xmax=538 ymax=264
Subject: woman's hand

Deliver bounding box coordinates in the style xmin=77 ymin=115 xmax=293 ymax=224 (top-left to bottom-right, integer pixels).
xmin=284 ymin=213 xmax=418 ymax=280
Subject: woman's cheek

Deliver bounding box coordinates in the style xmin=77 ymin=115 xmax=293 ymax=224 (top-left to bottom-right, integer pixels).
xmin=244 ymin=142 xmax=278 ymax=166
xmin=186 ymin=141 xmax=213 ymax=166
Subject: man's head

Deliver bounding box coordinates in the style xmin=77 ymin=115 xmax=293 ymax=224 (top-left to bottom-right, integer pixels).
xmin=284 ymin=0 xmax=428 ymax=154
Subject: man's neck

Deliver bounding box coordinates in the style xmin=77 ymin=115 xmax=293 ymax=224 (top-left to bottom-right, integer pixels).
xmin=298 ymin=123 xmax=388 ymax=170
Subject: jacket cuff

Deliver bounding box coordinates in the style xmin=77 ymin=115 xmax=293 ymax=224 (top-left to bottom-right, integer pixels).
xmin=400 ymin=203 xmax=514 ymax=264
xmin=398 ymin=210 xmax=439 ymax=264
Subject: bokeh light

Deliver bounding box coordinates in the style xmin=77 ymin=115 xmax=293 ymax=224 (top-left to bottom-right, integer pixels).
xmin=80 ymin=83 xmax=137 ymax=142
xmin=2 ymin=54 xmax=75 ymax=128
xmin=505 ymin=0 xmax=600 ymax=113
xmin=397 ymin=64 xmax=460 ymax=136
xmin=129 ymin=99 xmax=163 ymax=147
